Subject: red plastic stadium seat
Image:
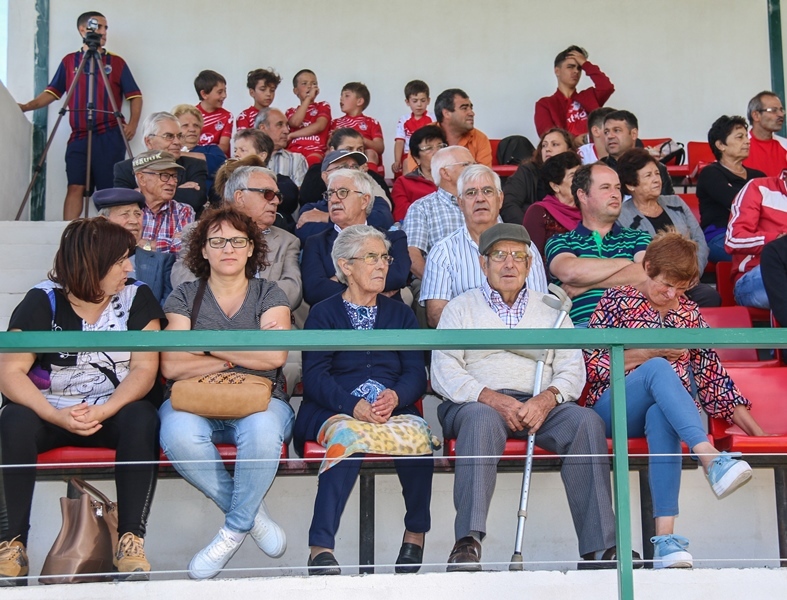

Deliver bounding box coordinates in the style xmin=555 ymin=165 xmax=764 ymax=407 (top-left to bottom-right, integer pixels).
xmin=699 ymin=306 xmax=779 ymax=367
xmin=715 ymin=261 xmax=771 ymax=322
xmin=685 ymin=141 xmax=716 ymax=183
xmin=37 ymin=443 xmax=288 ymax=469
xmin=678 ymin=193 xmax=701 ymax=224
xmin=490 ymin=138 xmax=501 ymax=165
xmin=709 ymin=367 xmax=787 ymax=453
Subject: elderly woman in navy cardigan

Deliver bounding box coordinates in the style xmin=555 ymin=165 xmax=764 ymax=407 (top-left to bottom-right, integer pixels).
xmin=300 ymin=168 xmax=410 ymax=307
xmin=295 ymin=225 xmax=432 ymax=576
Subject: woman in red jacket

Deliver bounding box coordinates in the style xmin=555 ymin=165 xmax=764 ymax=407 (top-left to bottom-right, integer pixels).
xmin=391 ymin=125 xmax=447 ymax=222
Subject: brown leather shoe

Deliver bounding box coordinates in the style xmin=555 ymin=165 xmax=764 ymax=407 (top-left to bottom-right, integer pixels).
xmin=446 ymin=536 xmax=482 ymax=572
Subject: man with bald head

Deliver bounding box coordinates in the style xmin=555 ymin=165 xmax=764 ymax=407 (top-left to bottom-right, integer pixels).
xmin=402 ymin=146 xmax=475 ymax=280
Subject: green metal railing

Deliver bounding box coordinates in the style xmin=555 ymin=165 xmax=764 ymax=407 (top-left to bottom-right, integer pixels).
xmin=2 ymin=327 xmax=786 ymax=599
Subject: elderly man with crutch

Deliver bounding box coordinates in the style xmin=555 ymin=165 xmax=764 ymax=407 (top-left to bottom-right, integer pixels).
xmin=432 ymin=223 xmax=636 ymax=571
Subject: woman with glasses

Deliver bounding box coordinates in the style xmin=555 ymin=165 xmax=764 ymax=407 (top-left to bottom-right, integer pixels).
xmin=502 ymin=127 xmax=578 ymax=224
xmin=616 ymin=148 xmax=721 ymax=307
xmin=159 ymin=206 xmax=294 ymax=580
xmin=295 ymin=225 xmax=433 ymax=575
xmin=301 ymin=169 xmax=410 ymax=307
xmin=391 ymin=125 xmax=447 ymax=222
xmin=0 ymin=218 xmax=163 ymax=584
xmin=584 ymin=231 xmax=767 ymax=569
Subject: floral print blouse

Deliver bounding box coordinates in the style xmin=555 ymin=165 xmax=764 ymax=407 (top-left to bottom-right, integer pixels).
xmin=583 ymin=285 xmax=750 ymax=423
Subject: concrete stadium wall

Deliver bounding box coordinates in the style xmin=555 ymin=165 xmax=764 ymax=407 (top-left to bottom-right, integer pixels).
xmin=0 ymin=79 xmax=31 ymax=220
xmin=3 ymin=0 xmax=778 ymax=219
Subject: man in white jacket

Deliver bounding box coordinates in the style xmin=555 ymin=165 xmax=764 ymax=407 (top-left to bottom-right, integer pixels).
xmin=432 ymin=223 xmax=626 ymax=572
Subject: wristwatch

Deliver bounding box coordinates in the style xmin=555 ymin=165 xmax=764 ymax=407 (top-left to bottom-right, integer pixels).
xmin=141 ymin=239 xmax=152 ymax=251
xmin=546 ymin=386 xmax=565 ymax=404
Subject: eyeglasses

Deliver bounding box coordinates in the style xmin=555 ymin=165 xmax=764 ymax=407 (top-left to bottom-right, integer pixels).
xmin=443 ymin=161 xmax=475 ymax=169
xmin=151 ymin=132 xmax=184 ymax=142
xmin=463 ymin=186 xmax=498 ymax=199
xmin=241 ymin=188 xmax=283 ymax=202
xmin=207 ymin=236 xmax=251 ymax=249
xmin=326 ymin=162 xmax=361 ymax=173
xmin=759 ymin=107 xmax=785 ymax=114
xmin=348 ymin=252 xmax=394 ymax=265
xmin=323 ymin=188 xmax=365 ymax=201
xmin=418 ymin=143 xmax=448 ymax=153
xmin=486 ymin=250 xmax=530 ymax=263
xmin=141 ymin=171 xmax=179 ymax=183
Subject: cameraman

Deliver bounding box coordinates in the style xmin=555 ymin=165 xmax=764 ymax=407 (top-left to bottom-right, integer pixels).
xmin=19 ymin=11 xmax=143 ymax=220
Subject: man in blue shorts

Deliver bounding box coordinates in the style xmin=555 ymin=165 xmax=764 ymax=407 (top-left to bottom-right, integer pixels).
xmin=18 ymin=10 xmax=142 ymax=220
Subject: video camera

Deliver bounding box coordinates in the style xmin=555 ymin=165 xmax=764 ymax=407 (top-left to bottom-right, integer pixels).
xmin=82 ymin=17 xmax=102 ymax=50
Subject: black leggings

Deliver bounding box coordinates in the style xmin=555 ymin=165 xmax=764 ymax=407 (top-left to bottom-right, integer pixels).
xmin=0 ymin=400 xmax=160 ymax=545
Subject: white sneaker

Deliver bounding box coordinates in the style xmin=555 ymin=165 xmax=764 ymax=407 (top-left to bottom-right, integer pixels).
xmin=249 ymin=500 xmax=287 ymax=558
xmin=188 ymin=528 xmax=244 ymax=580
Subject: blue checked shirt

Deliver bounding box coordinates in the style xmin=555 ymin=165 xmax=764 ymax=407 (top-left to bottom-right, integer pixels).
xmin=420 ymin=226 xmax=548 ymax=305
xmin=402 ymin=187 xmax=465 ymax=254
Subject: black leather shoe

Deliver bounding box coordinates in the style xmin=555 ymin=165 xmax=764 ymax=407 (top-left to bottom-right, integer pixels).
xmin=307 ymin=551 xmax=341 ymax=576
xmin=578 ymin=547 xmax=644 ymax=570
xmin=446 ymin=536 xmax=482 ymax=572
xmin=395 ymin=542 xmax=424 ymax=574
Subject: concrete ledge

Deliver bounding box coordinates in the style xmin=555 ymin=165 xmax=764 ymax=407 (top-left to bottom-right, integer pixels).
xmin=5 ymin=568 xmax=787 ymax=600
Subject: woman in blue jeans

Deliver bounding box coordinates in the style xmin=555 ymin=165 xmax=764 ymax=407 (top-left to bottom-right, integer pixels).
xmin=160 ymin=204 xmax=293 ymax=580
xmin=584 ymin=232 xmax=767 ymax=569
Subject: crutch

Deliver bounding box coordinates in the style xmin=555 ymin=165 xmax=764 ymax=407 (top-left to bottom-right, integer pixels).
xmin=509 ymin=283 xmax=573 ymax=570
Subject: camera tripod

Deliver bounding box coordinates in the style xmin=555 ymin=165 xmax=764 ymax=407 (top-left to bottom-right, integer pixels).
xmin=17 ymin=24 xmax=134 ymax=220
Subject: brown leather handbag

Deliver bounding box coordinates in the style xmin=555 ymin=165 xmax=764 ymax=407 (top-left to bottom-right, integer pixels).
xmin=39 ymin=479 xmax=119 ymax=584
xmin=169 ymin=279 xmax=273 ymax=419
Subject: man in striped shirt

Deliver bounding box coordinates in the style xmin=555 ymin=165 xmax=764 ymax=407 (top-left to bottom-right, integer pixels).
xmin=545 ymin=163 xmax=650 ymax=325
xmin=420 ymin=165 xmax=548 ymax=327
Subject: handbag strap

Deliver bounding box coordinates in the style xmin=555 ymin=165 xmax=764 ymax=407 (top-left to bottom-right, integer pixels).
xmin=69 ymin=478 xmax=114 ymax=506
xmin=191 ymin=279 xmax=208 ymax=330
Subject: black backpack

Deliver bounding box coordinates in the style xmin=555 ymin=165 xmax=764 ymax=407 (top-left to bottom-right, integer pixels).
xmin=496 ymin=135 xmax=536 ymax=165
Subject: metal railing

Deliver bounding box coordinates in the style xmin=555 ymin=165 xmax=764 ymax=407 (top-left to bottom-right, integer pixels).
xmin=2 ymin=326 xmax=786 ymax=599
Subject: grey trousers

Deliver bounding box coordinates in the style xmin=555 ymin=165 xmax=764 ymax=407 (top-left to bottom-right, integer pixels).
xmin=438 ymin=398 xmax=617 ymax=556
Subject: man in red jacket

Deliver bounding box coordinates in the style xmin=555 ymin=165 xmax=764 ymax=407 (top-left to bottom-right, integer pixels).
xmin=534 ymin=46 xmax=615 ymax=146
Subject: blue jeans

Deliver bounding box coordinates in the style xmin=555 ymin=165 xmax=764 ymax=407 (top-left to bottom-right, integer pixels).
xmin=159 ymin=398 xmax=294 ymax=533
xmin=591 ymin=358 xmax=708 ymax=517
xmin=707 ymin=232 xmax=732 ymax=264
xmin=733 ymin=265 xmax=770 ymax=309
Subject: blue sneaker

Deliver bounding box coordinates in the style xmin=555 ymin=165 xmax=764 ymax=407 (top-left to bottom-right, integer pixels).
xmin=651 ymin=535 xmax=692 ymax=569
xmin=707 ymin=451 xmax=752 ymax=499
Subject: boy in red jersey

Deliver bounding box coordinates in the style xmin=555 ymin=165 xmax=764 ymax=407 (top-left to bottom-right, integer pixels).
xmin=392 ymin=80 xmax=434 ymax=176
xmin=286 ymin=69 xmax=332 ymax=166
xmin=236 ymin=68 xmax=281 ymax=131
xmin=330 ymin=82 xmax=385 ymax=171
xmin=195 ymin=70 xmax=234 ymax=157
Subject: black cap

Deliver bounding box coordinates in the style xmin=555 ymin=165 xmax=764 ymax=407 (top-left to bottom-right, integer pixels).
xmin=92 ymin=188 xmax=145 ymax=210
